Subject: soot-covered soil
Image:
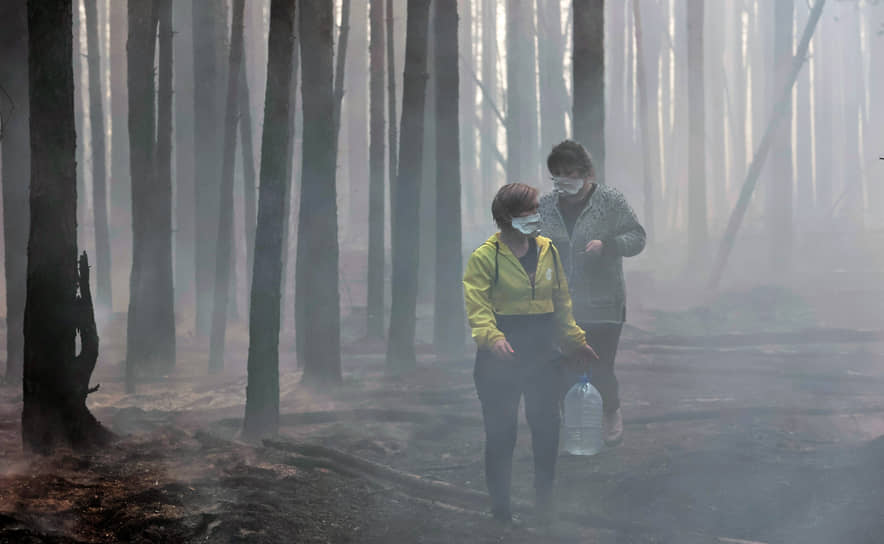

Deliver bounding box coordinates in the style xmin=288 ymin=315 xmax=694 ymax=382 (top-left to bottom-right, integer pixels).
xmin=2 ymin=291 xmax=884 ymax=543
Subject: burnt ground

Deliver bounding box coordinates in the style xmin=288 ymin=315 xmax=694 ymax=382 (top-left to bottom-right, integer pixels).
xmin=2 ymin=280 xmax=884 ymax=543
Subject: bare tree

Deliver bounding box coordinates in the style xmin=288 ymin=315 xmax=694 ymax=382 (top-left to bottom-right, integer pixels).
xmin=387 ymin=0 xmax=431 ymax=373
xmin=687 ymin=0 xmax=706 ymax=262
xmin=23 ymin=0 xmax=113 ymax=453
xmin=433 ymin=0 xmax=465 ymax=359
xmin=573 ymin=0 xmax=605 ymax=180
xmin=506 ymin=0 xmax=540 ymax=183
xmin=243 ymin=0 xmax=297 ymax=441
xmin=298 ymin=0 xmax=342 ymax=387
xmin=209 ymin=0 xmax=246 ymax=373
xmin=0 ymin=0 xmax=29 ymax=385
xmin=367 ymin=0 xmax=386 ymax=338
xmin=84 ymin=0 xmax=112 ymax=312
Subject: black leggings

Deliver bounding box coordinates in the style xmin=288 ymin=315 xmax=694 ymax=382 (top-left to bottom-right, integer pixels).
xmin=563 ymin=322 xmax=623 ymax=414
xmin=474 ymin=352 xmax=562 ymax=516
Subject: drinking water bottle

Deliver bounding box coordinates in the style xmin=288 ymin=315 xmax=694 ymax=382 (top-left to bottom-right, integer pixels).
xmin=563 ymin=373 xmax=604 ymax=455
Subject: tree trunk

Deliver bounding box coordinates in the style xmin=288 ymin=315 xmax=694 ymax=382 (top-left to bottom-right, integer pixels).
xmin=208 ymin=0 xmax=246 ymax=373
xmin=386 ymin=0 xmax=399 ymax=232
xmin=240 ymin=66 xmax=258 ymax=303
xmin=794 ymin=15 xmax=814 ymax=229
xmin=537 ymin=0 xmax=568 ymax=158
xmin=193 ymin=0 xmax=226 ymax=336
xmin=728 ymin=0 xmax=746 ymax=212
xmin=279 ymin=32 xmax=299 ymax=338
xmin=835 ymin=2 xmax=862 ymax=229
xmin=110 ymin=0 xmax=129 ymax=308
xmin=506 ymin=0 xmax=540 ymax=183
xmin=73 ymin=0 xmax=86 ymax=248
xmin=573 ymin=0 xmax=605 ymax=181
xmin=367 ymin=0 xmax=386 ymax=339
xmin=298 ymin=0 xmax=343 ymax=387
xmin=174 ymin=0 xmax=195 ymax=310
xmin=127 ymin=0 xmax=175 ymax=386
xmin=23 ymin=0 xmax=113 ymax=453
xmin=0 ymin=0 xmax=29 ymax=385
xmin=686 ymin=0 xmax=706 ymax=262
xmin=812 ymin=13 xmax=833 ymax=216
xmin=632 ymin=0 xmax=658 ymax=238
xmin=387 ymin=0 xmax=431 ymax=373
xmin=433 ymin=0 xmax=465 ymax=360
xmin=766 ymin=0 xmax=793 ymax=273
xmin=83 ymin=0 xmax=112 ymax=313
xmin=242 ymin=0 xmax=296 ymax=441
xmin=458 ymin=0 xmax=477 ymax=229
xmin=346 ymin=0 xmax=369 ymax=245
xmin=479 ymin=0 xmax=498 ymax=224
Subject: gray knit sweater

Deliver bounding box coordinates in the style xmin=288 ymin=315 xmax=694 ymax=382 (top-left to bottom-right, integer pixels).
xmin=539 ymin=185 xmax=646 ymax=323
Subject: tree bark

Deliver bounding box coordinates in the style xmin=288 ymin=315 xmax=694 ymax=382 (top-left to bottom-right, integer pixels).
xmin=240 ymin=66 xmax=258 ymax=303
xmin=387 ymin=0 xmax=431 ymax=373
xmin=686 ymin=0 xmax=706 ymax=262
xmin=174 ymin=0 xmax=195 ymax=310
xmin=479 ymin=0 xmax=498 ymax=224
xmin=766 ymin=0 xmax=793 ymax=272
xmin=632 ymin=0 xmax=658 ymax=239
xmin=23 ymin=0 xmax=113 ymax=453
xmin=0 ymin=0 xmax=30 ymax=385
xmin=386 ymin=0 xmax=399 ymax=232
xmin=242 ymin=0 xmax=296 ymax=441
xmin=573 ymin=0 xmax=605 ymax=181
xmin=458 ymin=0 xmax=477 ymax=229
xmin=433 ymin=0 xmax=465 ymax=360
xmin=506 ymin=0 xmax=540 ymax=183
xmin=537 ymin=0 xmax=568 ymax=158
xmin=109 ymin=0 xmax=129 ymax=307
xmin=298 ymin=0 xmax=343 ymax=387
xmin=345 ymin=0 xmax=369 ymax=245
xmin=193 ymin=0 xmax=226 ymax=336
xmin=83 ymin=0 xmax=112 ymax=312
xmin=367 ymin=0 xmax=386 ymax=338
xmin=208 ymin=0 xmax=246 ymax=373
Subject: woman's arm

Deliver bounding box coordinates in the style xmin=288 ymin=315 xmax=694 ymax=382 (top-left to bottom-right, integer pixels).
xmin=603 ymin=190 xmax=647 ymax=258
xmin=463 ymin=252 xmax=505 ymax=350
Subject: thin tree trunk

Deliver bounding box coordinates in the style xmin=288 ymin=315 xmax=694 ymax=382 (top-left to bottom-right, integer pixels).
xmin=279 ymin=33 xmax=299 ymax=338
xmin=506 ymin=0 xmax=540 ymax=183
xmin=835 ymin=2 xmax=862 ymax=229
xmin=387 ymin=0 xmax=431 ymax=373
xmin=386 ymin=0 xmax=399 ymax=232
xmin=346 ymin=0 xmax=369 ymax=245
xmin=73 ymin=0 xmax=86 ymax=248
xmin=480 ymin=0 xmax=497 ymax=224
xmin=458 ymin=0 xmax=477 ymax=229
xmin=23 ymin=0 xmax=113 ymax=453
xmin=433 ymin=0 xmax=465 ymax=360
xmin=240 ymin=67 xmax=258 ymax=301
xmin=573 ymin=0 xmax=605 ymax=180
xmin=632 ymin=0 xmax=657 ymax=238
xmin=243 ymin=0 xmax=296 ymax=441
xmin=687 ymin=0 xmax=706 ymax=262
xmin=0 ymin=0 xmax=29 ymax=385
xmin=299 ymin=0 xmax=342 ymax=387
xmin=537 ymin=0 xmax=568 ymax=157
xmin=209 ymin=0 xmax=246 ymax=373
xmin=729 ymin=0 xmax=746 ymax=210
xmin=766 ymin=0 xmax=793 ymax=272
xmin=84 ymin=0 xmax=112 ymax=312
xmin=813 ymin=14 xmax=832 ymax=216
xmin=174 ymin=0 xmax=195 ymax=311
xmin=110 ymin=0 xmax=129 ymax=308
xmin=367 ymin=0 xmax=386 ymax=339
xmin=708 ymin=0 xmax=826 ymax=289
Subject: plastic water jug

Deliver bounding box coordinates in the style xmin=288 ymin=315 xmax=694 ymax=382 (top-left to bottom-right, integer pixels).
xmin=563 ymin=373 xmax=604 ymax=455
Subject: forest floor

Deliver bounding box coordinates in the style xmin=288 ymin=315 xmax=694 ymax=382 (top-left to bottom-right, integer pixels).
xmin=2 ymin=265 xmax=884 ymax=542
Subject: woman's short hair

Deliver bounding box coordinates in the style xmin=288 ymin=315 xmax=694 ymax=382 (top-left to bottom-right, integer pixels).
xmin=492 ymin=183 xmax=538 ymax=229
xmin=547 ymin=139 xmax=595 ymax=178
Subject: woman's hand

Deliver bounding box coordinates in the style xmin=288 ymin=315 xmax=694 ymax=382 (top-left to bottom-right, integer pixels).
xmin=491 ymin=338 xmax=516 ymax=360
xmin=566 ymin=343 xmax=599 ymax=372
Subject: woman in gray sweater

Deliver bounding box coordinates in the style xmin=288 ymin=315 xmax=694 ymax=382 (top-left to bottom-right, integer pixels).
xmin=538 ymin=140 xmax=646 ymax=446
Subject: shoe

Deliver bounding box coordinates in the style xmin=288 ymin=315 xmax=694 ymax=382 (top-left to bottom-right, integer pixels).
xmin=603 ymin=408 xmax=623 ymax=446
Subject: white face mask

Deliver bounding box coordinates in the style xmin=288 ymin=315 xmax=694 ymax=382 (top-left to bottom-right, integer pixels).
xmin=510 ymin=213 xmax=541 ymax=236
xmin=551 ymin=176 xmax=584 ymax=196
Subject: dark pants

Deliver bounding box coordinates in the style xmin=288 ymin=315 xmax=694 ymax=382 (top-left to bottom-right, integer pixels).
xmin=563 ymin=322 xmax=623 ymax=414
xmin=474 ymin=352 xmax=562 ymax=518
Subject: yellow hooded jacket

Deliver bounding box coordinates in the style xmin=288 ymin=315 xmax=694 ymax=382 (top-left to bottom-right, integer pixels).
xmin=463 ymin=233 xmax=586 ymax=353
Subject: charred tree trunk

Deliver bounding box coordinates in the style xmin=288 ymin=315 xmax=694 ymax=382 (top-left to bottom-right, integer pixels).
xmin=0 ymin=0 xmax=29 ymax=385
xmin=209 ymin=0 xmax=245 ymax=373
xmin=387 ymin=0 xmax=431 ymax=373
xmin=174 ymin=0 xmax=195 ymax=309
xmin=573 ymin=0 xmax=605 ymax=180
xmin=506 ymin=0 xmax=540 ymax=183
xmin=109 ymin=0 xmax=129 ymax=305
xmin=766 ymin=0 xmax=793 ymax=272
xmin=298 ymin=0 xmax=343 ymax=387
xmin=686 ymin=0 xmax=706 ymax=262
xmin=73 ymin=0 xmax=86 ymax=247
xmin=479 ymin=0 xmax=498 ymax=223
xmin=84 ymin=0 xmax=112 ymax=312
xmin=193 ymin=0 xmax=225 ymax=336
xmin=240 ymin=67 xmax=258 ymax=303
xmin=367 ymin=0 xmax=386 ymax=339
xmin=243 ymin=0 xmax=296 ymax=441
xmin=433 ymin=0 xmax=465 ymax=360
xmin=537 ymin=0 xmax=568 ymax=156
xmin=23 ymin=0 xmax=112 ymax=453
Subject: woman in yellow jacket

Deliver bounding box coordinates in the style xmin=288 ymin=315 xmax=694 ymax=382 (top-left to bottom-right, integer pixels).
xmin=463 ymin=183 xmax=597 ymax=523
